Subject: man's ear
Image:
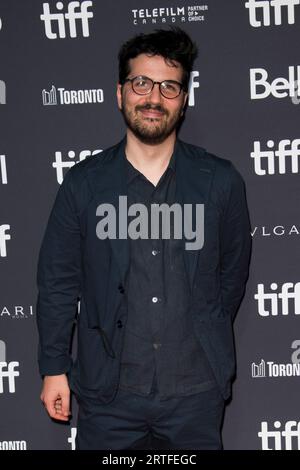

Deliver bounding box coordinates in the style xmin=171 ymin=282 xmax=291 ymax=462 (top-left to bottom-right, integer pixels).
xmin=116 ymin=83 xmax=122 ymax=110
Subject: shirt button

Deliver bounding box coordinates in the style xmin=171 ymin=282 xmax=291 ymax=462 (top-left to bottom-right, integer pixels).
xmin=152 ymin=250 xmax=159 ymax=256
xmin=152 ymin=296 xmax=158 ymax=303
xmin=153 ymin=343 xmax=161 ymax=350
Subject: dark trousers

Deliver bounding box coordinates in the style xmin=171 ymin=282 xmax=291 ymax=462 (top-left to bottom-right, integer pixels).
xmin=75 ymin=377 xmax=225 ymax=450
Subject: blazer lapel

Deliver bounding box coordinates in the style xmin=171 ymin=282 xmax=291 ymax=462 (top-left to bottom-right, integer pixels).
xmin=174 ymin=139 xmax=213 ymax=291
xmin=87 ymin=137 xmax=130 ymax=286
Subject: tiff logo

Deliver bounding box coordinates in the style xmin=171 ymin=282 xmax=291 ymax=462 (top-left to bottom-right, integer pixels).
xmin=0 ymin=80 xmax=6 ymax=104
xmin=258 ymin=421 xmax=300 ymax=449
xmin=188 ymin=71 xmax=200 ymax=107
xmin=0 ymin=155 xmax=8 ymax=183
xmin=250 ymin=66 xmax=300 ymax=100
xmin=0 ymin=224 xmax=11 ymax=257
xmin=246 ymin=0 xmax=300 ymax=27
xmin=68 ymin=427 xmax=77 ymax=450
xmin=40 ymin=1 xmax=94 ymax=39
xmin=0 ymin=340 xmax=20 ymax=394
xmin=251 ymin=139 xmax=300 ymax=174
xmin=255 ymin=282 xmax=300 ymax=316
xmin=53 ymin=149 xmax=102 ymax=184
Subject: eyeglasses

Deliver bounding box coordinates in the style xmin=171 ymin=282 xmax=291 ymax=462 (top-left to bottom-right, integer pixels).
xmin=123 ymin=75 xmax=184 ymax=99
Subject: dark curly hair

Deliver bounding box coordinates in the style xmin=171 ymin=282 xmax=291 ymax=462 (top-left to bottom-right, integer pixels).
xmin=118 ymin=27 xmax=198 ymax=92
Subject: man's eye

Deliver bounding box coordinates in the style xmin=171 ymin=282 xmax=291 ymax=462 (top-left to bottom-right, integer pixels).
xmin=163 ymin=82 xmax=176 ymax=91
xmin=136 ymin=80 xmax=148 ymax=88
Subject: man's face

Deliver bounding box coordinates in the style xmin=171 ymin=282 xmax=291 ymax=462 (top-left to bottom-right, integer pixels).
xmin=117 ymin=53 xmax=188 ymax=145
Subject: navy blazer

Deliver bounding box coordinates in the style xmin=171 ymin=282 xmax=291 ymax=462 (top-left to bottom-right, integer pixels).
xmin=36 ymin=137 xmax=252 ymax=403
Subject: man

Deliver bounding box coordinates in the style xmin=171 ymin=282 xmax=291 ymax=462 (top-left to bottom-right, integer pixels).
xmin=37 ymin=27 xmax=252 ymax=450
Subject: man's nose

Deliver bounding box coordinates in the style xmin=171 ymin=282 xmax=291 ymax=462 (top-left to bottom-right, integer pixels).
xmin=147 ymin=82 xmax=163 ymax=103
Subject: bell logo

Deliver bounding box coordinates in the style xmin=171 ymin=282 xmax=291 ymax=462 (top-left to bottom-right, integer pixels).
xmin=40 ymin=1 xmax=94 ymax=39
xmin=250 ymin=66 xmax=300 ymax=100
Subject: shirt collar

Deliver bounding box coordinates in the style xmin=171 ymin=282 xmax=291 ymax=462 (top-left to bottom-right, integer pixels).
xmin=125 ymin=144 xmax=177 ymax=185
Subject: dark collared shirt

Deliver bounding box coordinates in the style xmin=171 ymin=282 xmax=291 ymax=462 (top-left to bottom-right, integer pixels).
xmin=118 ymin=148 xmax=216 ymax=400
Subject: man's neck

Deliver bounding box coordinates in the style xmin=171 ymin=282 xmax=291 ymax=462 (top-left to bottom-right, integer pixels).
xmin=125 ymin=130 xmax=176 ymax=186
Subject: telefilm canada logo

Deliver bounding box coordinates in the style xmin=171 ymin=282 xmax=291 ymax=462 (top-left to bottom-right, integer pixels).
xmin=131 ymin=5 xmax=208 ymax=25
xmin=42 ymin=85 xmax=104 ymax=106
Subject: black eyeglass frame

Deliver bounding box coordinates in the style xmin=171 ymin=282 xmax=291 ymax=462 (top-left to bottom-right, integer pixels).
xmin=122 ymin=75 xmax=186 ymax=99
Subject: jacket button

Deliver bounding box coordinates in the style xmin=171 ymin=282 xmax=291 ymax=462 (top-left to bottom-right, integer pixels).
xmin=118 ymin=283 xmax=125 ymax=294
xmin=117 ymin=320 xmax=123 ymax=328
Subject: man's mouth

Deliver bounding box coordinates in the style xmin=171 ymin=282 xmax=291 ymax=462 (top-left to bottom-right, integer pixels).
xmin=138 ymin=108 xmax=165 ymax=119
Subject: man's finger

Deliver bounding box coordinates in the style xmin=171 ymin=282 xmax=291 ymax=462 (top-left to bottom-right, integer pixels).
xmin=60 ymin=392 xmax=71 ymax=418
xmin=43 ymin=397 xmax=68 ymax=421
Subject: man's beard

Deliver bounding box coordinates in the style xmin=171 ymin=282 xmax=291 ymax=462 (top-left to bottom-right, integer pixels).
xmin=121 ymin=99 xmax=183 ymax=145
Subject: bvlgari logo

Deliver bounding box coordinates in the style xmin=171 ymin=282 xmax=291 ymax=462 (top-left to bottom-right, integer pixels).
xmin=251 ymin=224 xmax=300 ymax=238
xmin=0 ymin=305 xmax=34 ymax=319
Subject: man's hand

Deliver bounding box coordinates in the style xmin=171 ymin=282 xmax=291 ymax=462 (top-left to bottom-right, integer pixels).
xmin=40 ymin=374 xmax=71 ymax=421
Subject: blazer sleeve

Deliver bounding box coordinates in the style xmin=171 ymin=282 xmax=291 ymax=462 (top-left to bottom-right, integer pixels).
xmin=36 ymin=168 xmax=81 ymax=376
xmin=219 ymin=162 xmax=252 ymax=321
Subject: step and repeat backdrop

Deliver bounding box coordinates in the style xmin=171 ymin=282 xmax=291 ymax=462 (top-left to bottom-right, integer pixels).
xmin=0 ymin=0 xmax=299 ymax=450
